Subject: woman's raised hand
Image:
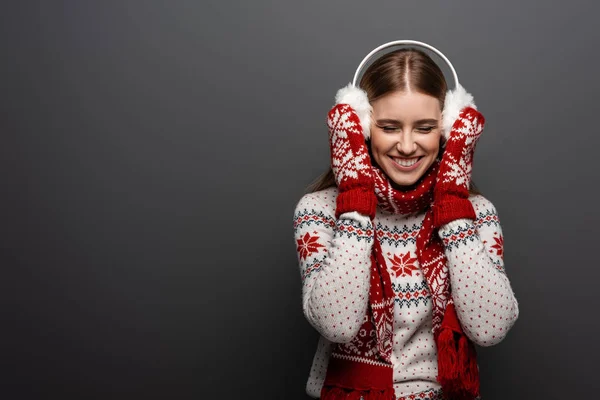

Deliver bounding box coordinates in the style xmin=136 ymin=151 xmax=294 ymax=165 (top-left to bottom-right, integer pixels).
xmin=327 ymin=85 xmax=377 ymax=219
xmin=433 ymin=89 xmax=485 ymax=228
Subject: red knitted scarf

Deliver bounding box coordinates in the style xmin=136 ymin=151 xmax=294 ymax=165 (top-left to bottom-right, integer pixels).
xmin=320 ymin=158 xmax=480 ymax=400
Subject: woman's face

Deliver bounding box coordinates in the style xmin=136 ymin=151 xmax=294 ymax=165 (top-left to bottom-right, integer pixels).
xmin=369 ymin=90 xmax=443 ymax=188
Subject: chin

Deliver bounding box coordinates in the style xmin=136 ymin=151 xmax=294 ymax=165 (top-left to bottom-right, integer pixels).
xmin=388 ymin=174 xmax=421 ymax=188
xmin=383 ymin=158 xmax=433 ymax=188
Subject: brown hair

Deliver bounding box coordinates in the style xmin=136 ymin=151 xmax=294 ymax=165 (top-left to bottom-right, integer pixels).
xmin=306 ymin=48 xmax=482 ymax=196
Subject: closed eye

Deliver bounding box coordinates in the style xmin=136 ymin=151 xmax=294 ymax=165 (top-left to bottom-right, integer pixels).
xmin=377 ymin=125 xmax=436 ymax=133
xmin=377 ymin=125 xmax=400 ymax=133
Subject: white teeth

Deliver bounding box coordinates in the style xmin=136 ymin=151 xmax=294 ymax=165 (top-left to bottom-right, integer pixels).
xmin=392 ymin=157 xmax=420 ymax=167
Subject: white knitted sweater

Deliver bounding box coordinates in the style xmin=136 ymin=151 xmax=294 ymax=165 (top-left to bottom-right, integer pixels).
xmin=293 ymin=186 xmax=519 ymax=399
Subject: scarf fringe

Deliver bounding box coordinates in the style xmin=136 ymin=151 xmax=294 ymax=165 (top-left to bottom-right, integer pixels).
xmin=436 ymin=328 xmax=480 ymax=400
xmin=320 ymin=386 xmax=396 ymax=400
xmin=436 ymin=327 xmax=459 ymax=382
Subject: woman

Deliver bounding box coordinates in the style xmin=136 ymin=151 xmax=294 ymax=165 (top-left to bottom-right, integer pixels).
xmin=293 ymin=44 xmax=519 ymax=400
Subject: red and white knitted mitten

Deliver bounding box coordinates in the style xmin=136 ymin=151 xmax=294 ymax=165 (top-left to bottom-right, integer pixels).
xmin=433 ymin=84 xmax=485 ymax=228
xmin=327 ymin=84 xmax=377 ymax=219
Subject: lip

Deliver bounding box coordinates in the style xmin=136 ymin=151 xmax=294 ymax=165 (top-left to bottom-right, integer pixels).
xmin=389 ymin=156 xmax=424 ymax=171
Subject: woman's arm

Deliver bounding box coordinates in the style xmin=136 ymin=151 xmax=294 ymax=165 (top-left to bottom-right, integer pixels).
xmin=437 ymin=194 xmax=519 ymax=347
xmin=293 ymin=190 xmax=373 ymax=343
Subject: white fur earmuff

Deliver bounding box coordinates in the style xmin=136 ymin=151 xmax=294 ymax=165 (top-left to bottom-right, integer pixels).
xmin=334 ymin=81 xmax=476 ymax=143
xmin=441 ymin=83 xmax=476 ymax=140
xmin=334 ymin=83 xmax=372 ymax=140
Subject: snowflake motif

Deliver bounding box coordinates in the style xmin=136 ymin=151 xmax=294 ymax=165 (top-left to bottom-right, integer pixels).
xmin=388 ymin=252 xmax=419 ymax=277
xmin=439 ymin=108 xmax=484 ymax=188
xmin=487 ymin=234 xmax=504 ymax=257
xmin=457 ymin=110 xmax=484 ymax=147
xmin=296 ymin=232 xmax=325 ymax=260
xmin=438 ymin=152 xmax=471 ymax=189
xmin=328 ymin=105 xmax=372 ymax=186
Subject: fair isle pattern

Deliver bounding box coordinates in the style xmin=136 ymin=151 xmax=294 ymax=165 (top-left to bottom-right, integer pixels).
xmin=296 ymin=231 xmax=326 ymax=260
xmin=387 ymin=252 xmax=419 ymax=277
xmin=330 ymin=305 xmax=393 ymax=366
xmin=436 ymin=197 xmax=517 ymax=347
xmin=327 ymin=104 xmax=373 ymax=186
xmin=373 ymin=167 xmax=401 ymax=214
xmin=438 ymin=221 xmax=477 ymax=250
xmin=332 ymin=353 xmax=391 ymax=368
xmin=438 ymin=204 xmax=506 ymax=274
xmin=439 ymin=220 xmax=505 ymax=274
xmin=416 ymin=241 xmax=451 ymax=332
xmin=436 ymin=108 xmax=484 ymax=190
xmin=294 ymin=190 xmax=375 ymax=345
xmin=473 ymin=207 xmax=500 ymax=230
xmin=392 ymin=281 xmax=431 ymax=308
xmin=472 ymin=201 xmax=505 ymax=272
xmin=373 ymin=163 xmax=437 ymax=215
xmin=396 ymin=387 xmax=444 ymax=400
xmin=371 ymin=296 xmax=395 ymax=362
xmin=293 ymin=187 xmax=519 ymax=399
xmin=375 ymin=221 xmax=423 ymax=247
xmin=332 ymin=351 xmax=391 ymax=368
xmin=301 ymin=256 xmax=325 ymax=283
xmin=395 ymin=387 xmax=481 ymax=400
xmin=484 ymin=234 xmax=505 ymax=272
xmin=336 ymin=219 xmax=374 ymax=242
xmin=374 ymin=157 xmax=452 ymax=334
xmin=293 ymin=208 xmax=335 ymax=232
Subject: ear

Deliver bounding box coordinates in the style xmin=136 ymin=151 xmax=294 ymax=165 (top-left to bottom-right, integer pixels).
xmin=441 ymin=83 xmax=477 ymax=140
xmin=334 ymin=83 xmax=372 ymax=140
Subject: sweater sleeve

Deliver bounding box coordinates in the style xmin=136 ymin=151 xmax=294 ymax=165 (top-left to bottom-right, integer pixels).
xmin=293 ymin=189 xmax=373 ymax=343
xmin=436 ymin=194 xmax=519 ymax=347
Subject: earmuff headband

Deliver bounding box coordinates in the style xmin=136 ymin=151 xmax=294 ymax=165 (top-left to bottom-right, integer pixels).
xmin=335 ymin=40 xmax=475 ymax=141
xmin=352 ymin=40 xmax=460 ymax=90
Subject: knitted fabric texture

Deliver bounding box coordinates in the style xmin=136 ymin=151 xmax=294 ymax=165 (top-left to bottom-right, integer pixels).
xmin=320 ymin=158 xmax=480 ymax=400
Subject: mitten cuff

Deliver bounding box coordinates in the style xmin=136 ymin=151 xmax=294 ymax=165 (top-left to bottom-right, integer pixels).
xmin=335 ymin=188 xmax=377 ymax=220
xmin=433 ymin=197 xmax=476 ymax=228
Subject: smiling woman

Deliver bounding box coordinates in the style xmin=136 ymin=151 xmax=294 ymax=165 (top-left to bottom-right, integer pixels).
xmin=293 ymin=42 xmax=519 ymax=400
xmin=307 ymin=49 xmax=482 ymax=195
xmin=370 ymin=90 xmax=442 ymax=188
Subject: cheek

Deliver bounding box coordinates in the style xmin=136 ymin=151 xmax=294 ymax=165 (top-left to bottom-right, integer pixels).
xmin=370 ymin=132 xmax=391 ymax=154
xmin=369 ymin=140 xmax=388 ymax=164
xmin=428 ymin=133 xmax=443 ymax=154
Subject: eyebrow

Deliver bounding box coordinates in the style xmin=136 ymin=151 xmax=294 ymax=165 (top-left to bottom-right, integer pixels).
xmin=375 ymin=118 xmax=439 ymax=125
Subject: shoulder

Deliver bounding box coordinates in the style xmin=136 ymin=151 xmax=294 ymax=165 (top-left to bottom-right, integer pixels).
xmin=293 ymin=187 xmax=339 ymax=230
xmin=469 ymin=192 xmax=496 ymax=210
xmin=294 ymin=187 xmax=339 ymax=216
xmin=468 ymin=193 xmax=501 ymax=226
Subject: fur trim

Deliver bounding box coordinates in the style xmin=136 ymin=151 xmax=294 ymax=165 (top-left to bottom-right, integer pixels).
xmin=335 ymin=83 xmax=372 ymax=140
xmin=442 ymin=83 xmax=477 ymax=140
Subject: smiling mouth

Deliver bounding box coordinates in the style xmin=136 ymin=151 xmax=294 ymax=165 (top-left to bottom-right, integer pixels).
xmin=390 ymin=156 xmax=423 ymax=168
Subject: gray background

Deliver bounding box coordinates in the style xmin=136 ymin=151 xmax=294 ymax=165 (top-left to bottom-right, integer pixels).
xmin=2 ymin=1 xmax=599 ymax=399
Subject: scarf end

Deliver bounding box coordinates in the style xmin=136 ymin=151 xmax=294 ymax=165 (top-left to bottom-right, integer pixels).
xmin=436 ymin=304 xmax=481 ymax=400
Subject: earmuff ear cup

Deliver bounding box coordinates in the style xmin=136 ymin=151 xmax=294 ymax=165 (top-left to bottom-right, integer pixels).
xmin=441 ymin=83 xmax=476 ymax=139
xmin=334 ymin=83 xmax=372 ymax=140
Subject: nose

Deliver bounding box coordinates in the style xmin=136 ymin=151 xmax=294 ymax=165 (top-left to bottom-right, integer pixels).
xmin=396 ymin=131 xmax=417 ymax=155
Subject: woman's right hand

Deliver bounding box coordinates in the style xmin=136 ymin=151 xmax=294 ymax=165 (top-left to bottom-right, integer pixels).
xmin=327 ymin=85 xmax=377 ymax=219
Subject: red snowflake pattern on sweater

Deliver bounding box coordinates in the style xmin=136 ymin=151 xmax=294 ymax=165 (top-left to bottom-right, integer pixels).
xmin=488 ymin=234 xmax=504 ymax=257
xmin=296 ymin=231 xmax=325 ymax=260
xmin=388 ymin=252 xmax=419 ymax=277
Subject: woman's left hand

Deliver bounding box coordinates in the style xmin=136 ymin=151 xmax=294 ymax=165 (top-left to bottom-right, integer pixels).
xmin=432 ymin=106 xmax=485 ymax=228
